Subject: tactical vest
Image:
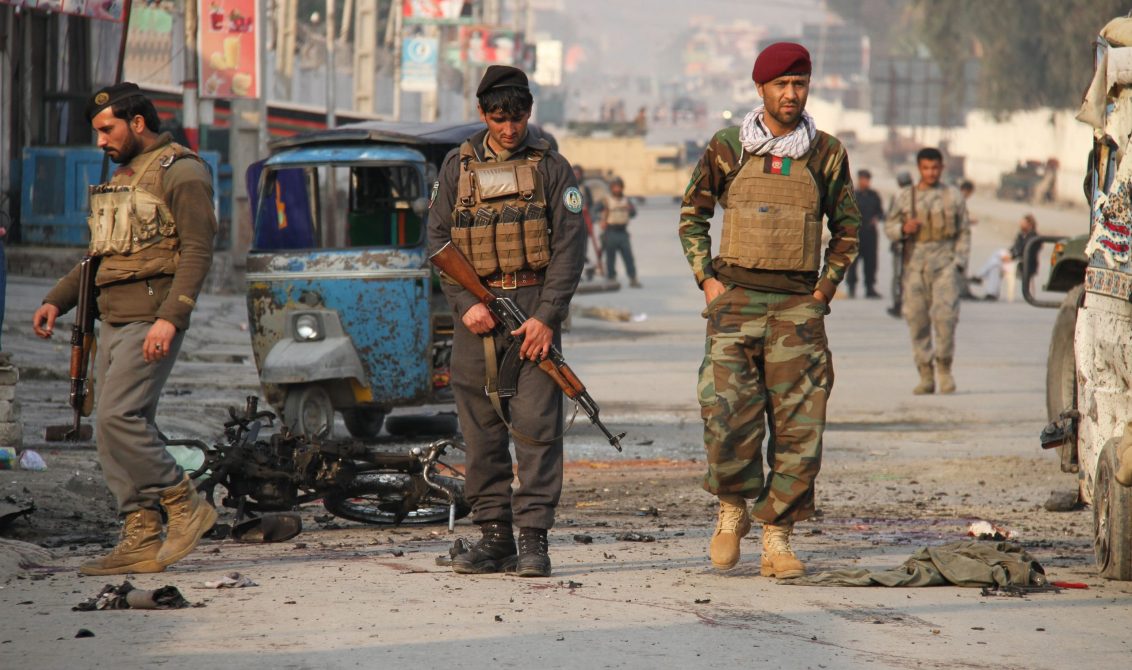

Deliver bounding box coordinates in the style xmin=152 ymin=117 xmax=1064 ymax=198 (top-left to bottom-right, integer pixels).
xmin=719 ymin=151 xmax=823 ymax=272
xmin=87 ymin=142 xmax=198 ymax=285
xmin=604 ymin=195 xmax=632 ymax=226
xmin=450 ymin=140 xmax=552 ymax=277
xmin=907 ymin=186 xmax=959 ymax=243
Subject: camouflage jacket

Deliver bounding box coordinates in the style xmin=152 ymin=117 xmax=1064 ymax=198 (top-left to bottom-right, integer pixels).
xmin=884 ymin=183 xmax=971 ymax=269
xmin=678 ymin=126 xmax=860 ymax=298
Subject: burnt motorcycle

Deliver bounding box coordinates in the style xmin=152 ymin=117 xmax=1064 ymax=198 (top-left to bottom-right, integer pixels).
xmin=165 ymin=396 xmax=470 ymax=529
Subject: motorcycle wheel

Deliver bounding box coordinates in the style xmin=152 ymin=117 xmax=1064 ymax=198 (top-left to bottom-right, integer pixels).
xmin=322 ymin=473 xmax=470 ymax=525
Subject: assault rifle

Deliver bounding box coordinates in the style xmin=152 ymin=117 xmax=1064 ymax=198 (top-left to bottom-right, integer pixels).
xmin=430 ymin=242 xmax=625 ymax=452
xmin=886 ymin=171 xmax=914 ymax=318
xmin=45 ymin=256 xmax=99 ymax=442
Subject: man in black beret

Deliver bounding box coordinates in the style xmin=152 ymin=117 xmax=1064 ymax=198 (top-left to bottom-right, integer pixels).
xmin=33 ymin=83 xmax=218 ymax=575
xmin=427 ymin=65 xmax=586 ymax=577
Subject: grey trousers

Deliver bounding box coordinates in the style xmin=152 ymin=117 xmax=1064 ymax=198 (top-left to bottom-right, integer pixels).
xmin=95 ymin=321 xmax=185 ymax=514
xmin=450 ymin=285 xmax=564 ymax=530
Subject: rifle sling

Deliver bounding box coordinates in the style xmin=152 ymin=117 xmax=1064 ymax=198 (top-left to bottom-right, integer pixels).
xmin=482 ymin=335 xmax=577 ymax=447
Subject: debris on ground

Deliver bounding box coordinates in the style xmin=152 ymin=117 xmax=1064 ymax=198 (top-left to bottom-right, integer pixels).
xmin=436 ymin=537 xmax=471 ymax=566
xmin=966 ymin=520 xmax=1016 ymax=540
xmin=788 ymin=541 xmax=1046 ymax=588
xmin=1043 ymin=490 xmax=1083 ymax=512
xmin=572 ymin=534 xmax=594 ymax=544
xmin=614 ymin=532 xmax=656 ymax=543
xmin=74 ymin=629 xmax=95 ymax=638
xmin=73 ymin=581 xmax=194 ymax=611
xmin=0 ymin=498 xmax=35 ymax=531
xmin=18 ymin=450 xmax=47 ymax=471
xmin=231 ymin=513 xmax=303 ymax=543
xmin=202 ymin=572 xmax=258 ymax=589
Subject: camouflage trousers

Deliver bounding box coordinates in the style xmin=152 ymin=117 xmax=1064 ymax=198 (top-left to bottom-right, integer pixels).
xmin=901 ymin=249 xmax=961 ymax=366
xmin=698 ymin=288 xmax=834 ymax=525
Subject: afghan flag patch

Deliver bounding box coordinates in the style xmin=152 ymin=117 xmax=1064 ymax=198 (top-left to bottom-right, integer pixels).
xmin=763 ymin=155 xmax=792 ymax=176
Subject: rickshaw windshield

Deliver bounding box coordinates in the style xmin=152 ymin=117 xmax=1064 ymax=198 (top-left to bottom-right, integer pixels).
xmin=252 ymin=161 xmax=426 ymax=251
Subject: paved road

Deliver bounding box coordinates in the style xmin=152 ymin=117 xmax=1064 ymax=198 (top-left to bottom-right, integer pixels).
xmin=4 ymin=189 xmax=1132 ymax=670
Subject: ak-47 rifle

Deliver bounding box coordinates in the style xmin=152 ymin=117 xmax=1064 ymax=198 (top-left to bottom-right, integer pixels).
xmin=886 ymin=171 xmax=914 ymax=318
xmin=45 ymin=256 xmax=100 ymax=442
xmin=429 ymin=242 xmax=625 ymax=452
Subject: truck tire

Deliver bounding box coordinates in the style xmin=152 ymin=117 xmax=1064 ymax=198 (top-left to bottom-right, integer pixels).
xmin=1094 ymin=438 xmax=1132 ymax=580
xmin=1046 ymin=285 xmax=1083 ymax=422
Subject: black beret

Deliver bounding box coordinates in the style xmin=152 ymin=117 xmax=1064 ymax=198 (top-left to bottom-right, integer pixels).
xmin=476 ymin=65 xmax=529 ymax=97
xmin=85 ymin=82 xmax=145 ymax=122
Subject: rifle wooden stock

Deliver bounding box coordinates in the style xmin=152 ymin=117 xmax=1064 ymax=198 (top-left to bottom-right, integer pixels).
xmin=430 ymin=242 xmax=495 ymax=306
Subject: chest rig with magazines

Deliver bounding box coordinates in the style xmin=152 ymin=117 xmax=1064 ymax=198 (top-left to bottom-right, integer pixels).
xmin=450 ymin=141 xmax=551 ymax=287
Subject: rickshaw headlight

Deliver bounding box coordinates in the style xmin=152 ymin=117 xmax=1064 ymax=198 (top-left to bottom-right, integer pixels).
xmin=294 ymin=314 xmax=323 ymax=341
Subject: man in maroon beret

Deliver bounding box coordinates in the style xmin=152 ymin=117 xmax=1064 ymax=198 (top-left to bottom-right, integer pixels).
xmin=678 ymin=42 xmax=861 ymax=578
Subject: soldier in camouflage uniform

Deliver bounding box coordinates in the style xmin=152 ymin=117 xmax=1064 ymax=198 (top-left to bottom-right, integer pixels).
xmin=884 ymin=147 xmax=970 ymax=395
xmin=679 ymin=43 xmax=860 ymax=578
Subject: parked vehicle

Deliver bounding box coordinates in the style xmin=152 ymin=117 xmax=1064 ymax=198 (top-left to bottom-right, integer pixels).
xmin=245 ymin=122 xmax=488 ymax=438
xmin=1039 ymin=20 xmax=1132 ymax=580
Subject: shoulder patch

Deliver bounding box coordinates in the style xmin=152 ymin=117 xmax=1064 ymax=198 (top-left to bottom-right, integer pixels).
xmin=563 ymin=186 xmax=584 ymax=214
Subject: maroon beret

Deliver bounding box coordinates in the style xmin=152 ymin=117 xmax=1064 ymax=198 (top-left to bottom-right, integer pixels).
xmin=752 ymin=42 xmax=812 ymax=84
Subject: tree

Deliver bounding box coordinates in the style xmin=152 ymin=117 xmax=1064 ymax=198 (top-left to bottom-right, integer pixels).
xmin=831 ymin=0 xmax=1132 ymax=115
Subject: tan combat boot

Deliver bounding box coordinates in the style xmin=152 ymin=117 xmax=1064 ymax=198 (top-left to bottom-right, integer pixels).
xmin=80 ymin=508 xmax=165 ymax=575
xmin=913 ymin=363 xmax=935 ymax=395
xmin=936 ymin=359 xmax=956 ymax=395
xmin=760 ymin=522 xmax=805 ymax=579
xmin=709 ymin=494 xmax=751 ymax=570
xmin=155 ymin=474 xmax=218 ymax=568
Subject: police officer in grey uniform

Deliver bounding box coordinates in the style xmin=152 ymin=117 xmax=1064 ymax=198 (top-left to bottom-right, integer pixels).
xmin=32 ymin=83 xmax=218 ymax=575
xmin=427 ymin=66 xmax=586 ymax=577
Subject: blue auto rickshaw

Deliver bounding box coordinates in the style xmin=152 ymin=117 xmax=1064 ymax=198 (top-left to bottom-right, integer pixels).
xmin=246 ymin=122 xmax=492 ymax=438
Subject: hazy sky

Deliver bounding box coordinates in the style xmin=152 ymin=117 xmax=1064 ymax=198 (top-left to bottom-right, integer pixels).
xmin=552 ymin=0 xmax=828 ymax=78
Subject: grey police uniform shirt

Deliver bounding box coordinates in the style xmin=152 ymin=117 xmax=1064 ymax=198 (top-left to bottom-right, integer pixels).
xmin=426 ymin=128 xmax=587 ymax=330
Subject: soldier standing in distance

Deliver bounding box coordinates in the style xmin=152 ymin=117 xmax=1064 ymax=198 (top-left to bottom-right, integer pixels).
xmin=884 ymin=147 xmax=971 ymax=394
xmin=427 ymin=65 xmax=585 ymax=578
xmin=678 ymin=43 xmax=860 ymax=577
xmin=31 ymin=83 xmax=218 ymax=574
xmin=845 ymin=168 xmax=883 ymax=298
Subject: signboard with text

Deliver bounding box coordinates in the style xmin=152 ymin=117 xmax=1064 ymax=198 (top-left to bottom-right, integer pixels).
xmin=0 ymin=0 xmax=127 ymax=22
xmin=401 ymin=35 xmax=439 ymax=93
xmin=199 ymin=0 xmax=260 ymax=99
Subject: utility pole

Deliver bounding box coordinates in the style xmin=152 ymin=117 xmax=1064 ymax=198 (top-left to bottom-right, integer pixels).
xmin=325 ymin=0 xmax=338 ymax=248
xmin=391 ymin=1 xmax=402 ymax=121
xmin=183 ymin=0 xmax=200 ymax=150
xmin=353 ymin=0 xmax=377 ymax=113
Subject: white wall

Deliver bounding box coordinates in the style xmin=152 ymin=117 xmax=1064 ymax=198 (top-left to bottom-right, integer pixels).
xmin=807 ymin=98 xmax=1093 ymax=203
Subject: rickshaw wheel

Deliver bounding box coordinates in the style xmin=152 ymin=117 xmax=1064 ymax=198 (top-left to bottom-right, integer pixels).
xmin=343 ymin=407 xmax=386 ymax=440
xmin=283 ymin=384 xmax=334 ymax=438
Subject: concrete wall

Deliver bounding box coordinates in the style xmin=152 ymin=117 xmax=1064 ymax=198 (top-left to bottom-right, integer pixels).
xmin=807 ymin=98 xmax=1093 ymax=204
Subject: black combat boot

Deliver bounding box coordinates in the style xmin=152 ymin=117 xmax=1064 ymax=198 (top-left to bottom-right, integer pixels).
xmin=516 ymin=527 xmax=551 ymax=577
xmin=452 ymin=521 xmax=517 ymax=574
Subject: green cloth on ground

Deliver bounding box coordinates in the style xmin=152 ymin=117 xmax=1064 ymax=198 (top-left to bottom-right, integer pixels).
xmin=789 ymin=540 xmax=1047 ymax=587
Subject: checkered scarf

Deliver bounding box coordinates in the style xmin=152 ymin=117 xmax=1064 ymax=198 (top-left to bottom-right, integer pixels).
xmin=739 ymin=105 xmax=816 ymax=158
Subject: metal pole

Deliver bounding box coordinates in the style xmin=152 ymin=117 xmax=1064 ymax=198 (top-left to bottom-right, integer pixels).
xmin=391 ymin=0 xmax=402 ymax=121
xmin=324 ymin=0 xmax=337 ymax=248
xmin=326 ymin=0 xmax=336 ymax=129
xmin=182 ymin=0 xmax=200 ymax=151
xmin=258 ymin=0 xmax=269 ymax=155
